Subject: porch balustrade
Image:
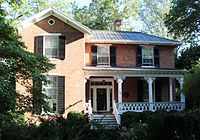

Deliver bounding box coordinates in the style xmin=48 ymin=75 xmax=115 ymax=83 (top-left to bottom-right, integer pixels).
xmin=113 ymin=100 xmax=121 ymax=125
xmin=117 ymin=102 xmax=184 ymax=113
xmin=84 ymin=100 xmax=93 ymax=120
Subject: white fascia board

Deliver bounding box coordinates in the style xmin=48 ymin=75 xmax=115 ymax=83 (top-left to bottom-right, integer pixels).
xmin=86 ymin=40 xmax=182 ymax=46
xmin=20 ymin=8 xmax=92 ymax=34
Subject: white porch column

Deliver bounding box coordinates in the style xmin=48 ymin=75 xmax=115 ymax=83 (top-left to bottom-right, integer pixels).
xmin=176 ymin=77 xmax=185 ymax=103
xmin=169 ymin=78 xmax=173 ymax=102
xmin=145 ymin=77 xmax=155 ymax=111
xmin=145 ymin=77 xmax=155 ymax=103
xmin=114 ymin=76 xmax=125 ymax=103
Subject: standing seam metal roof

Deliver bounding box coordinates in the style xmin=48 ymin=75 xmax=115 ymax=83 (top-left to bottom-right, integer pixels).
xmin=91 ymin=30 xmax=181 ymax=44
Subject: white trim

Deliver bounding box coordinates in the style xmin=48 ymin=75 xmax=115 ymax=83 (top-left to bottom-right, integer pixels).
xmin=40 ymin=33 xmax=62 ymax=36
xmin=97 ymin=45 xmax=110 ymax=66
xmin=42 ymin=73 xmax=61 ymax=76
xmin=89 ymin=78 xmax=114 ymax=112
xmin=43 ymin=35 xmax=59 ymax=59
xmin=86 ymin=40 xmax=182 ymax=46
xmin=20 ymin=8 xmax=92 ymax=34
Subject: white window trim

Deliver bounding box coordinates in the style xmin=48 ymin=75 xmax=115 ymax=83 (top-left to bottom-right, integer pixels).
xmin=41 ymin=33 xmax=61 ymax=60
xmin=42 ymin=75 xmax=59 ymax=114
xmin=96 ymin=45 xmax=111 ymax=66
xmin=141 ymin=45 xmax=155 ymax=67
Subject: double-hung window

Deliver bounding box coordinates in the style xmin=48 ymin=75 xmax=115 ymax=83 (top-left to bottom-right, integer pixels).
xmin=44 ymin=36 xmax=59 ymax=59
xmin=97 ymin=46 xmax=110 ymax=66
xmin=142 ymin=47 xmax=154 ymax=66
xmin=43 ymin=76 xmax=58 ymax=113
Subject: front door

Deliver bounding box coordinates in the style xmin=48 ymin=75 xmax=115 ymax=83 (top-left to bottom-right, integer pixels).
xmin=97 ymin=88 xmax=107 ymax=111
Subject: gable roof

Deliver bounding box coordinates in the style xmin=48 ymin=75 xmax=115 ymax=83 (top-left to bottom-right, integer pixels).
xmin=88 ymin=30 xmax=182 ymax=46
xmin=20 ymin=8 xmax=92 ymax=34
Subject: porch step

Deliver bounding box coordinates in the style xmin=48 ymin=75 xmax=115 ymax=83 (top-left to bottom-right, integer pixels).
xmin=92 ymin=114 xmax=118 ymax=129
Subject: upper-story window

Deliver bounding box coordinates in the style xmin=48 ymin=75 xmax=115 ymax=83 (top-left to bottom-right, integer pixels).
xmin=97 ymin=46 xmax=110 ymax=66
xmin=35 ymin=34 xmax=66 ymax=60
xmin=91 ymin=45 xmax=116 ymax=67
xmin=137 ymin=46 xmax=160 ymax=67
xmin=142 ymin=47 xmax=153 ymax=66
xmin=44 ymin=36 xmax=59 ymax=59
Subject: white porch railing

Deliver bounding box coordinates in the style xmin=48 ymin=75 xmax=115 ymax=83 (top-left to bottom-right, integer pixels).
xmin=84 ymin=100 xmax=93 ymax=120
xmin=113 ymin=100 xmax=121 ymax=125
xmin=118 ymin=102 xmax=185 ymax=113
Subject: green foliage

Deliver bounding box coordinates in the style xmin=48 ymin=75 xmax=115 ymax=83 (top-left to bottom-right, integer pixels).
xmin=183 ymin=61 xmax=200 ymax=109
xmin=121 ymin=110 xmax=200 ymax=140
xmin=0 ymin=3 xmax=55 ymax=114
xmin=165 ymin=0 xmax=200 ymax=42
xmin=176 ymin=45 xmax=200 ymax=70
xmin=71 ymin=0 xmax=140 ymax=30
xmin=138 ymin=0 xmax=172 ymax=38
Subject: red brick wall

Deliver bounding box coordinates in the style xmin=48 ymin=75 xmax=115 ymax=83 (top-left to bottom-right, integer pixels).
xmin=159 ymin=46 xmax=175 ymax=68
xmin=20 ymin=15 xmax=86 ymax=116
xmin=85 ymin=44 xmax=176 ymax=69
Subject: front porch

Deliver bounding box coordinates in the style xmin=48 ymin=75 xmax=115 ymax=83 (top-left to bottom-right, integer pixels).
xmin=84 ymin=67 xmax=186 ymax=124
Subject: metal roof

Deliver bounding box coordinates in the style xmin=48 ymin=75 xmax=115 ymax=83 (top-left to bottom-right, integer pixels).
xmin=89 ymin=30 xmax=182 ymax=45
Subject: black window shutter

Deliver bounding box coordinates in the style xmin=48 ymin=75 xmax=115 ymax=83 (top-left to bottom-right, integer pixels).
xmin=154 ymin=47 xmax=160 ymax=67
xmin=137 ymin=80 xmax=143 ymax=102
xmin=155 ymin=80 xmax=162 ymax=102
xmin=110 ymin=46 xmax=116 ymax=66
xmin=59 ymin=36 xmax=66 ymax=60
xmin=58 ymin=76 xmax=65 ymax=114
xmin=136 ymin=46 xmax=142 ymax=66
xmin=91 ymin=46 xmax=97 ymax=66
xmin=35 ymin=36 xmax=43 ymax=54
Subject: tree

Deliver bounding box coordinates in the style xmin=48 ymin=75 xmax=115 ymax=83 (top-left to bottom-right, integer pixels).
xmin=175 ymin=45 xmax=200 ymax=70
xmin=183 ymin=61 xmax=200 ymax=109
xmin=71 ymin=0 xmax=140 ymax=30
xmin=0 ymin=2 xmax=55 ymax=114
xmin=164 ymin=0 xmax=200 ymax=42
xmin=1 ymin=0 xmax=71 ymax=25
xmin=137 ymin=0 xmax=173 ymax=38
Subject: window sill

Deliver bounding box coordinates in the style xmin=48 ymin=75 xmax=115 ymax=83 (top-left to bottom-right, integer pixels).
xmin=49 ymin=58 xmax=61 ymax=61
xmin=96 ymin=65 xmax=111 ymax=68
xmin=141 ymin=66 xmax=155 ymax=68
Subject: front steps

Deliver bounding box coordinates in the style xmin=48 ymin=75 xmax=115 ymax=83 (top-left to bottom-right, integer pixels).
xmin=92 ymin=114 xmax=118 ymax=129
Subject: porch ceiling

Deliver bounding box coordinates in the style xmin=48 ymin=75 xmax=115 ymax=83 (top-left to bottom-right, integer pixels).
xmin=84 ymin=66 xmax=187 ymax=78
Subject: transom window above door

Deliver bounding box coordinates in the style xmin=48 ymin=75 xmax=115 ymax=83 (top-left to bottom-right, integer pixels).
xmin=97 ymin=46 xmax=110 ymax=66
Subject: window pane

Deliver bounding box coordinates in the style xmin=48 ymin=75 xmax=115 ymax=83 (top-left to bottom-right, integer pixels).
xmin=43 ymin=76 xmax=58 ymax=113
xmin=45 ymin=36 xmax=58 ymax=58
xmin=142 ymin=47 xmax=153 ymax=66
xmin=97 ymin=47 xmax=109 ymax=65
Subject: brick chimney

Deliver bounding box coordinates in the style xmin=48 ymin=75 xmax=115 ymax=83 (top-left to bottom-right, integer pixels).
xmin=114 ymin=19 xmax=121 ymax=31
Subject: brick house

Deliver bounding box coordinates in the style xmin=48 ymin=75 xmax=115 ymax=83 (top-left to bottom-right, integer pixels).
xmin=19 ymin=8 xmax=186 ymax=124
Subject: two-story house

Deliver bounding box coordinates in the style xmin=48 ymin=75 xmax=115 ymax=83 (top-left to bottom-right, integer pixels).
xmin=19 ymin=8 xmax=186 ymax=124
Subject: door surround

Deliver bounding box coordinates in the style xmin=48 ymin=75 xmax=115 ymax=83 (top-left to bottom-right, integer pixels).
xmin=89 ymin=78 xmax=114 ymax=112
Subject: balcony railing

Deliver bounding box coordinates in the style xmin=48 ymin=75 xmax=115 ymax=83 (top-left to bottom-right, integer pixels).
xmin=117 ymin=102 xmax=185 ymax=114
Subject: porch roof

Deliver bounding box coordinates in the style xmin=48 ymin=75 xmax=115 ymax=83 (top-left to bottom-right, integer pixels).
xmin=84 ymin=66 xmax=187 ymax=77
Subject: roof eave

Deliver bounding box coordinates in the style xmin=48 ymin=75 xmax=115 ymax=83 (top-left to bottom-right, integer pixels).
xmin=19 ymin=8 xmax=92 ymax=34
xmin=86 ymin=40 xmax=182 ymax=46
